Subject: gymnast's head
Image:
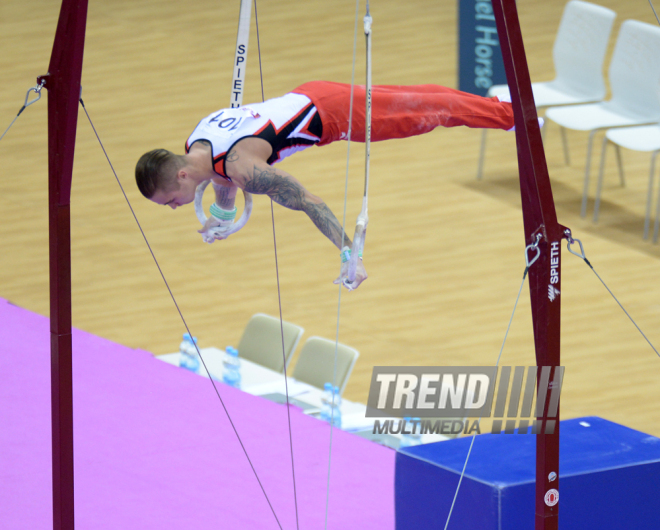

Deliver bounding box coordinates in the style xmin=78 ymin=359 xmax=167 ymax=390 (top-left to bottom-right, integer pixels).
xmin=135 ymin=149 xmax=193 ymax=209
xmin=135 ymin=149 xmax=184 ymax=199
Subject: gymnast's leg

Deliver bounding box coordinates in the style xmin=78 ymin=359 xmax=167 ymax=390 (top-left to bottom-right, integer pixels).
xmin=291 ymin=81 xmax=514 ymax=145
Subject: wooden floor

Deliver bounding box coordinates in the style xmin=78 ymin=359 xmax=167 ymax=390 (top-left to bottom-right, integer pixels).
xmin=2 ymin=0 xmax=659 ymax=437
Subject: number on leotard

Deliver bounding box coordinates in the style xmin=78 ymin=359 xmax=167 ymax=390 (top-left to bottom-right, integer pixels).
xmin=209 ymin=110 xmax=244 ymax=131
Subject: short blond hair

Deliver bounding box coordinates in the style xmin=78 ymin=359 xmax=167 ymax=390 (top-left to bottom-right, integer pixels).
xmin=135 ymin=149 xmax=184 ymax=199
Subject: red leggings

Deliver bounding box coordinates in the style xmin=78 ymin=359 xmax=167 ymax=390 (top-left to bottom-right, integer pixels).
xmin=292 ymin=81 xmax=514 ymax=146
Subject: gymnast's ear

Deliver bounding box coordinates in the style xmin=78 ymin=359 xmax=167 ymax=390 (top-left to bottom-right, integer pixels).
xmin=176 ymin=168 xmax=189 ymax=182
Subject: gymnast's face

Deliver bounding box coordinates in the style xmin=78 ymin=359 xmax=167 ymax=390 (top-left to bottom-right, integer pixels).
xmin=151 ymin=173 xmax=196 ymax=210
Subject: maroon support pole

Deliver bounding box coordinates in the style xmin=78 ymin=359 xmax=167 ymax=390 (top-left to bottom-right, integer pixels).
xmin=39 ymin=1 xmax=88 ymax=529
xmin=490 ymin=1 xmax=567 ymax=529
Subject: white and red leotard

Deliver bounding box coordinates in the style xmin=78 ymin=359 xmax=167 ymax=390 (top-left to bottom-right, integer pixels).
xmin=185 ymin=81 xmax=514 ymax=180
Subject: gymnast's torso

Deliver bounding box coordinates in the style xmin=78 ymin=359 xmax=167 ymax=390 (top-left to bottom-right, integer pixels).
xmin=186 ymin=92 xmax=323 ymax=180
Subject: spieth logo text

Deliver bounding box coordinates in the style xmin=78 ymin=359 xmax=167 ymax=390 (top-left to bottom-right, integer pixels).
xmin=367 ymin=366 xmax=564 ymax=435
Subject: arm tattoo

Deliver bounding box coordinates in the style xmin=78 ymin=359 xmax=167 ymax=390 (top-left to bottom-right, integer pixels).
xmin=226 ymin=148 xmax=239 ymax=163
xmin=304 ymin=201 xmax=352 ymax=248
xmin=243 ymin=165 xmax=306 ymax=209
xmin=213 ymin=184 xmax=235 ymax=209
xmin=244 ymin=164 xmax=351 ymax=248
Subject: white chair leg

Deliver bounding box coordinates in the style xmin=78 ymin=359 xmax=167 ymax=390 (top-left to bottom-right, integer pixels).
xmin=614 ymin=144 xmax=625 ymax=187
xmin=651 ymin=150 xmax=660 ymax=242
xmin=560 ymin=126 xmax=570 ymax=166
xmin=477 ymin=129 xmax=488 ymax=180
xmin=581 ymin=129 xmax=600 ymax=218
xmin=643 ymin=152 xmax=658 ymax=239
xmin=593 ymin=136 xmax=610 ymax=223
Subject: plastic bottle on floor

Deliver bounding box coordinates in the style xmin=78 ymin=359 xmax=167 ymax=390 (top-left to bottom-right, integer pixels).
xmin=330 ymin=385 xmax=342 ymax=429
xmin=222 ymin=346 xmax=241 ymax=388
xmin=179 ymin=333 xmax=199 ymax=373
xmin=400 ymin=417 xmax=422 ymax=448
xmin=320 ymin=382 xmax=333 ymax=422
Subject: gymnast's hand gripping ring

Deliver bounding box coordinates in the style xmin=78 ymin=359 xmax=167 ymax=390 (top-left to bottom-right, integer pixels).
xmin=194 ymin=180 xmax=253 ymax=242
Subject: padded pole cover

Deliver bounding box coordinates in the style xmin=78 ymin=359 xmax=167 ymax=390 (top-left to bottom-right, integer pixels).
xmin=41 ymin=1 xmax=89 ymax=528
xmin=491 ymin=1 xmax=568 ymax=529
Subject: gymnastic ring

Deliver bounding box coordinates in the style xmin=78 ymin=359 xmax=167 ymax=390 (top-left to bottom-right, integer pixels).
xmin=194 ymin=180 xmax=253 ymax=240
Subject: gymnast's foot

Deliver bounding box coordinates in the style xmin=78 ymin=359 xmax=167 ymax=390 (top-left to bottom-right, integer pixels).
xmin=506 ymin=117 xmax=544 ymax=132
xmin=497 ymin=93 xmax=544 ymax=131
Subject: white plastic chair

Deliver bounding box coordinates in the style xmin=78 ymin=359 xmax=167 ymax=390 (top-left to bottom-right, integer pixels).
xmin=291 ymin=336 xmax=359 ymax=395
xmin=477 ymin=0 xmax=616 ymax=179
xmin=545 ymin=20 xmax=660 ymax=218
xmin=236 ymin=313 xmax=304 ymax=372
xmin=593 ymin=124 xmax=660 ymax=240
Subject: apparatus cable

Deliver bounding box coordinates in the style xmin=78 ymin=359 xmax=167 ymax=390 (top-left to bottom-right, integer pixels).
xmin=442 ymin=236 xmax=541 ymax=530
xmin=326 ymin=1 xmax=362 ymax=528
xmin=251 ymin=1 xmax=302 ymax=525
xmin=80 ymin=96 xmax=285 ymax=529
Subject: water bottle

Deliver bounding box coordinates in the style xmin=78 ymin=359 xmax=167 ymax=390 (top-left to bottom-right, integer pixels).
xmin=320 ymin=382 xmax=333 ymax=422
xmin=320 ymin=383 xmax=342 ymax=428
xmin=222 ymin=346 xmax=241 ymax=388
xmin=330 ymin=385 xmax=342 ymax=429
xmin=400 ymin=417 xmax=422 ymax=448
xmin=179 ymin=333 xmax=199 ymax=373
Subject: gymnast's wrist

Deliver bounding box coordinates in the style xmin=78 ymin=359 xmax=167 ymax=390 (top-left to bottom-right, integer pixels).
xmin=209 ymin=203 xmax=237 ymax=222
xmin=340 ymin=246 xmax=363 ymax=263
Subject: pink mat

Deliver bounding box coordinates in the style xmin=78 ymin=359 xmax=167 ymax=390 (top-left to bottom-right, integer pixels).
xmin=0 ymin=298 xmax=394 ymax=529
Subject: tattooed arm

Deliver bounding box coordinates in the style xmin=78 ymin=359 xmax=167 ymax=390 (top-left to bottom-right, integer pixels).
xmin=212 ymin=179 xmax=238 ymax=210
xmin=246 ymin=163 xmax=352 ymax=249
xmin=226 ymin=138 xmax=368 ymax=289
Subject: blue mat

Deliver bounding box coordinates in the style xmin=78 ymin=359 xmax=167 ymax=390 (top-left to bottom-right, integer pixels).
xmin=395 ymin=416 xmax=660 ymax=529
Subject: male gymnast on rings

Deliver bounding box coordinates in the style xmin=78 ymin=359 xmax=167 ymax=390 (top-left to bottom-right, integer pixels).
xmin=136 ymin=81 xmax=518 ymax=290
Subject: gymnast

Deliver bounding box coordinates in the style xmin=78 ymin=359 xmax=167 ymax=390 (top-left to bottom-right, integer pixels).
xmin=135 ymin=81 xmax=516 ymax=290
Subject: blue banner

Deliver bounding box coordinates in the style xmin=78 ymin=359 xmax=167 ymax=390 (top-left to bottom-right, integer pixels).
xmin=458 ymin=0 xmax=507 ymax=96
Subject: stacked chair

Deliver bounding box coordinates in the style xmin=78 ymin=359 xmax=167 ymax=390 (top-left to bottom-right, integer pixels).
xmin=594 ymin=125 xmax=660 ymax=241
xmin=477 ymin=0 xmax=616 ymax=180
xmin=479 ymin=0 xmax=660 ymax=243
xmin=545 ymin=19 xmax=660 ymax=221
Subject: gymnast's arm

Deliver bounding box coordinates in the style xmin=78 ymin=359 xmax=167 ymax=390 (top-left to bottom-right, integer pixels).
xmin=212 ymin=178 xmax=238 ymax=209
xmin=198 ymin=178 xmax=239 ymax=235
xmin=226 ymin=139 xmax=368 ymax=288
